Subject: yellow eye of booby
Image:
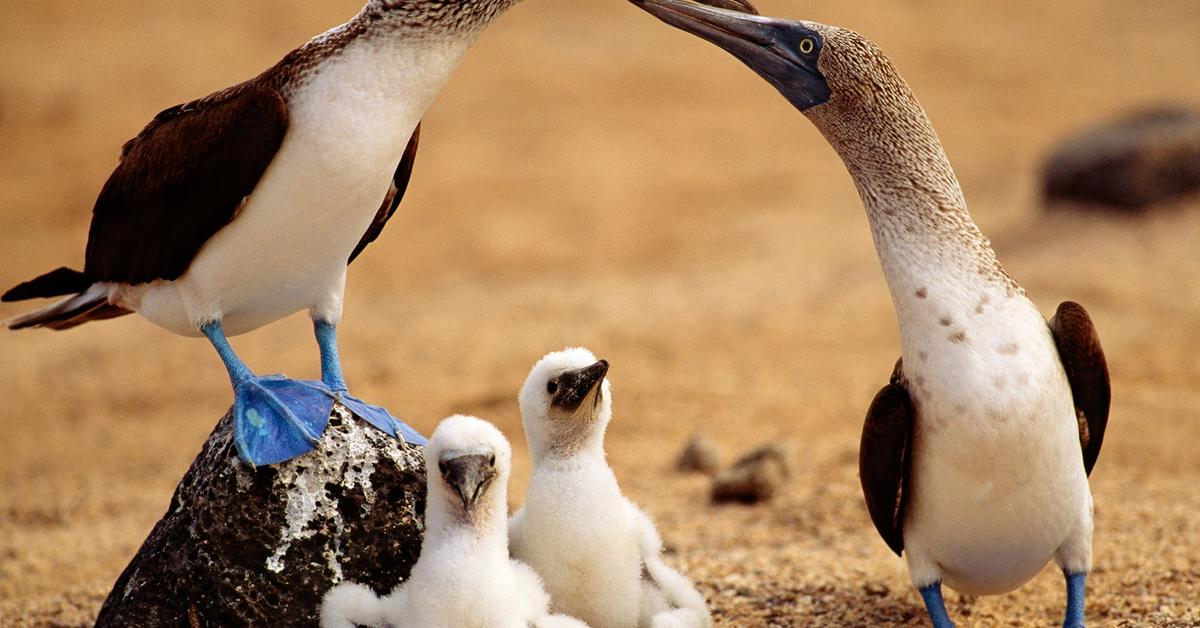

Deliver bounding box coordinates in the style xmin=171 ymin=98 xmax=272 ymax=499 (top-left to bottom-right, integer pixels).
xmin=798 ymin=37 xmax=816 ymax=55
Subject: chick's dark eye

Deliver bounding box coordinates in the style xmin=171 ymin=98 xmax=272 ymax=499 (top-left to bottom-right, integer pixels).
xmin=546 ymin=381 xmax=558 ymax=395
xmin=488 ymin=454 xmax=496 ymax=467
xmin=438 ymin=461 xmax=448 ymax=477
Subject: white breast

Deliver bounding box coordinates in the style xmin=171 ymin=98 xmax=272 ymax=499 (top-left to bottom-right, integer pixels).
xmin=119 ymin=35 xmax=471 ymax=337
xmin=398 ymin=537 xmax=530 ymax=627
xmin=513 ymin=463 xmax=643 ymax=628
xmin=896 ymin=279 xmax=1090 ymax=594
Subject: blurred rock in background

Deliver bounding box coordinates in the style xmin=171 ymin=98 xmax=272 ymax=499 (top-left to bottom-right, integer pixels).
xmin=1042 ymin=107 xmax=1200 ymax=211
xmin=676 ymin=433 xmax=722 ymax=474
xmin=711 ymin=442 xmax=792 ymax=504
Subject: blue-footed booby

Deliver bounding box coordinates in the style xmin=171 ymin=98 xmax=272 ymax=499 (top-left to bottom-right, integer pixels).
xmin=321 ymin=415 xmax=589 ymax=628
xmin=2 ymin=0 xmax=522 ymax=466
xmin=510 ymin=348 xmax=712 ymax=628
xmin=630 ymin=1 xmax=1112 ymax=626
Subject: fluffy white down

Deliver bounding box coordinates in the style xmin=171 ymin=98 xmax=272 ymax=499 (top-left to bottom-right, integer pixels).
xmin=321 ymin=582 xmax=384 ymax=628
xmin=510 ymin=348 xmax=711 ymax=628
xmin=321 ymin=415 xmax=586 ymax=628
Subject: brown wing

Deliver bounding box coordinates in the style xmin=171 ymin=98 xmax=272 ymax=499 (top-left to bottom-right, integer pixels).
xmin=859 ymin=358 xmax=914 ymax=556
xmin=348 ymin=123 xmax=421 ymax=264
xmin=84 ymin=83 xmax=289 ymax=284
xmin=1049 ymin=301 xmax=1111 ymax=476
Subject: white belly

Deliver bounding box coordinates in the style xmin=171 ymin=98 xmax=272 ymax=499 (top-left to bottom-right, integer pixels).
xmin=401 ymin=547 xmax=532 ymax=628
xmin=513 ymin=471 xmax=643 ymax=628
xmin=898 ymin=293 xmax=1091 ymax=595
xmin=121 ymin=135 xmax=403 ymax=337
xmin=108 ymin=34 xmax=470 ymax=337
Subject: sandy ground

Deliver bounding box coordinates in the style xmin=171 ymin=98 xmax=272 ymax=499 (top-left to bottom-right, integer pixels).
xmin=2 ymin=1 xmax=1199 ymax=626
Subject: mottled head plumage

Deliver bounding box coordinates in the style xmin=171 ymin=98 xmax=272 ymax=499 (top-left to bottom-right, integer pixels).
xmin=631 ymin=0 xmax=831 ymax=110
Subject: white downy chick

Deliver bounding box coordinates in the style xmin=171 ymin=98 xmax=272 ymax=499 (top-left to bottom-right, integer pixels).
xmin=321 ymin=415 xmax=587 ymax=628
xmin=510 ymin=348 xmax=710 ymax=628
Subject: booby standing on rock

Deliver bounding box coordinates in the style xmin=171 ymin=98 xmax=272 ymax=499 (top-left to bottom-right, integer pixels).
xmin=510 ymin=348 xmax=711 ymax=628
xmin=320 ymin=415 xmax=588 ymax=628
xmin=630 ymin=2 xmax=1111 ymax=626
xmin=2 ymin=0 xmax=522 ymax=465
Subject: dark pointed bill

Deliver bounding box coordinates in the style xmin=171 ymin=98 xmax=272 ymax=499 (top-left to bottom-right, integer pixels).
xmin=550 ymin=360 xmax=610 ymax=413
xmin=629 ymin=0 xmax=831 ymax=111
xmin=439 ymin=448 xmax=497 ymax=511
xmin=692 ymin=0 xmax=759 ymax=15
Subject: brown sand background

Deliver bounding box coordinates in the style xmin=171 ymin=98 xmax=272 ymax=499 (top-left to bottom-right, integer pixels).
xmin=2 ymin=1 xmax=1199 ymax=625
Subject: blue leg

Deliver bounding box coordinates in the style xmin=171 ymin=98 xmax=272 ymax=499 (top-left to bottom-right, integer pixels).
xmin=203 ymin=322 xmax=333 ymax=466
xmin=918 ymin=582 xmax=956 ymax=628
xmin=1063 ymin=570 xmax=1087 ymax=627
xmin=314 ymin=321 xmax=428 ymax=446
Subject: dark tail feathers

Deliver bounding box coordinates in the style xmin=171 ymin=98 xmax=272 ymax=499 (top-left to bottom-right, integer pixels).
xmin=4 ymin=272 xmax=131 ymax=330
xmin=3 ymin=267 xmax=95 ymax=302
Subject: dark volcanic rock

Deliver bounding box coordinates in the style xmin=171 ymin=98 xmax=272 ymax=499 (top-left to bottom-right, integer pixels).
xmin=1042 ymin=107 xmax=1200 ymax=210
xmin=96 ymin=404 xmax=426 ymax=627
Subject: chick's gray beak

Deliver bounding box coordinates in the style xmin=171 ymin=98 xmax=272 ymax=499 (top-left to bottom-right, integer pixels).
xmin=550 ymin=360 xmax=609 ymax=413
xmin=629 ymin=0 xmax=831 ymax=111
xmin=439 ymin=448 xmax=497 ymax=511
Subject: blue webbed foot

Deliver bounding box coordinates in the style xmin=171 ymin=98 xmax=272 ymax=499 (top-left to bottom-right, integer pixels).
xmin=335 ymin=394 xmax=429 ymax=446
xmin=202 ymin=321 xmax=335 ymax=466
xmin=233 ymin=375 xmax=335 ymax=466
xmin=314 ymin=320 xmax=429 ymax=446
xmin=919 ymin=582 xmax=956 ymax=628
xmin=1063 ymin=570 xmax=1087 ymax=627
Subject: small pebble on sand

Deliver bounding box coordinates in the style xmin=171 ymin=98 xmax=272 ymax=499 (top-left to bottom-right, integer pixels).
xmin=711 ymin=443 xmax=792 ymax=503
xmin=677 ymin=433 xmax=722 ymax=474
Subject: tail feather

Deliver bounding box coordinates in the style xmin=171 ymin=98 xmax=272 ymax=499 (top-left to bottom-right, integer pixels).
xmin=3 ymin=267 xmax=94 ymax=302
xmin=5 ymin=284 xmax=131 ymax=330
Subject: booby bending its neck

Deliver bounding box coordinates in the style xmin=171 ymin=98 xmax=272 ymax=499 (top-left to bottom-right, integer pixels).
xmin=632 ymin=1 xmax=1111 ymax=626
xmin=3 ymin=0 xmax=521 ymax=465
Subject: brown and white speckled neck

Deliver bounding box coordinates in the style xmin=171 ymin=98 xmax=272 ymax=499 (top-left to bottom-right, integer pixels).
xmin=803 ymin=24 xmax=1020 ymax=305
xmin=255 ymin=0 xmax=521 ymax=98
xmin=167 ymin=0 xmax=522 ymax=116
xmin=370 ymin=0 xmax=523 ymax=36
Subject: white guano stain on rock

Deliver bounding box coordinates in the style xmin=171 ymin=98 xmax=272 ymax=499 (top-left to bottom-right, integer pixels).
xmin=263 ymin=405 xmax=420 ymax=576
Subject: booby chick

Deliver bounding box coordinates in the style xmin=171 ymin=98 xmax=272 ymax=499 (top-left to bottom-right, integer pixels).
xmin=631 ymin=2 xmax=1111 ymax=626
xmin=509 ymin=348 xmax=711 ymax=628
xmin=1 ymin=0 xmax=523 ymax=465
xmin=321 ymin=415 xmax=588 ymax=628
